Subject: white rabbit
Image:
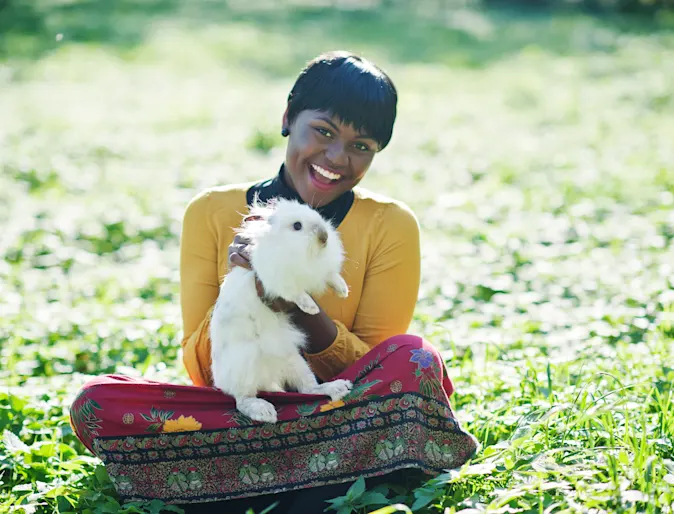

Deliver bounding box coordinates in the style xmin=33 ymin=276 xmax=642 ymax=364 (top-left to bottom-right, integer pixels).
xmin=209 ymin=197 xmax=353 ymax=423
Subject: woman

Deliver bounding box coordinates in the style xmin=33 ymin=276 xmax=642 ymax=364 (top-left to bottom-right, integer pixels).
xmin=70 ymin=51 xmax=478 ymax=513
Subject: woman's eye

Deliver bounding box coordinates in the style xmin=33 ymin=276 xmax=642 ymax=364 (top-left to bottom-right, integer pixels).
xmin=293 ymin=222 xmax=302 ymax=231
xmin=354 ymin=142 xmax=371 ymax=152
xmin=316 ymin=127 xmax=333 ymax=138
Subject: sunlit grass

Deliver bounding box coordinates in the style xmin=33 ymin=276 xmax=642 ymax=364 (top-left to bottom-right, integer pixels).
xmin=1 ymin=1 xmax=674 ymax=512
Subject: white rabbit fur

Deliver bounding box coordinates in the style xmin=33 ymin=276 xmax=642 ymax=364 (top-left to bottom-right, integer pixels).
xmin=209 ymin=198 xmax=352 ymax=423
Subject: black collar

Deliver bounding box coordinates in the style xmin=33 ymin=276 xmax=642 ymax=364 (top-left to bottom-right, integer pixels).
xmin=246 ymin=164 xmax=354 ymax=228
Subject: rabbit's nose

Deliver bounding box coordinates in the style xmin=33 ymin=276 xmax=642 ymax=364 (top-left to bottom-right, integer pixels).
xmin=316 ymin=227 xmax=328 ymax=246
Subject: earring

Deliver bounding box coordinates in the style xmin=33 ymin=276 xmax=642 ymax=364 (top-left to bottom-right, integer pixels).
xmin=281 ymin=128 xmax=289 ymax=137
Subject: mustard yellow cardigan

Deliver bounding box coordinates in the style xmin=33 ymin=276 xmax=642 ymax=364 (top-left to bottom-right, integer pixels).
xmin=179 ymin=182 xmax=421 ymax=386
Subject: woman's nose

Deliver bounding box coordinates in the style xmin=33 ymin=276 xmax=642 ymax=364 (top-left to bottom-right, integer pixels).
xmin=325 ymin=141 xmax=348 ymax=167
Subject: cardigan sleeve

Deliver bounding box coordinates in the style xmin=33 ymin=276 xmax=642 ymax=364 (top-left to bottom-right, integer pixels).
xmin=304 ymin=202 xmax=421 ymax=380
xmin=179 ymin=191 xmax=221 ymax=386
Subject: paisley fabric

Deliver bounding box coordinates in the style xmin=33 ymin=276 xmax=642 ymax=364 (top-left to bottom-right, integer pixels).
xmin=70 ymin=335 xmax=479 ymax=504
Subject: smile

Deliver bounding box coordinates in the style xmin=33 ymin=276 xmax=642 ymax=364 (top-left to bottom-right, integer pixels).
xmin=311 ymin=164 xmax=342 ymax=182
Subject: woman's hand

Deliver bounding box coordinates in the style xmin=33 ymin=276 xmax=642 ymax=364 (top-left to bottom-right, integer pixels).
xmin=228 ymin=235 xmax=297 ymax=313
xmin=227 ymin=234 xmax=253 ymax=271
xmin=259 ymin=291 xmax=298 ymax=314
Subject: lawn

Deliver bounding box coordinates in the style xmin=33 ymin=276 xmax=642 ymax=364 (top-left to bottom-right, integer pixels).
xmin=1 ymin=1 xmax=674 ymax=512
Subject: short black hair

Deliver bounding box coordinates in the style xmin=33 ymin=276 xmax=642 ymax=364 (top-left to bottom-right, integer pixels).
xmin=286 ymin=51 xmax=398 ymax=150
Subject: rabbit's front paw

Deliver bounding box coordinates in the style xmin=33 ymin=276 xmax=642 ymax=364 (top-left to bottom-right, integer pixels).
xmin=237 ymin=398 xmax=278 ymax=423
xmin=295 ymin=293 xmax=320 ymax=315
xmin=329 ymin=274 xmax=349 ymax=298
xmin=309 ymin=379 xmax=353 ymax=401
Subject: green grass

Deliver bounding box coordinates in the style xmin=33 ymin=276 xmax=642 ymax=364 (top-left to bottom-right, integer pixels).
xmin=1 ymin=1 xmax=674 ymax=512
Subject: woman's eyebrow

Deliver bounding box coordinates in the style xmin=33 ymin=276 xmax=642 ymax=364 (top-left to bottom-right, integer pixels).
xmin=317 ymin=116 xmax=341 ymax=132
xmin=317 ymin=115 xmax=376 ymax=142
xmin=355 ymin=134 xmax=376 ymax=142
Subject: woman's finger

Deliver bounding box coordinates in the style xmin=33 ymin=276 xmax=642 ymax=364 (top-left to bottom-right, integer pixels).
xmin=235 ymin=244 xmax=251 ymax=260
xmin=228 ymin=252 xmax=252 ymax=270
xmin=233 ymin=234 xmax=251 ymax=245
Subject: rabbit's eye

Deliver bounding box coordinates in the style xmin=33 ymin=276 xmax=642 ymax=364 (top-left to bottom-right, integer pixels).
xmin=293 ymin=222 xmax=302 ymax=231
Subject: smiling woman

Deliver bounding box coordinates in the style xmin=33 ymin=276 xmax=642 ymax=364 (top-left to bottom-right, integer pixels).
xmin=69 ymin=51 xmax=478 ymax=514
xmin=286 ymin=110 xmax=377 ymax=201
xmin=280 ymin=53 xmax=395 ymax=208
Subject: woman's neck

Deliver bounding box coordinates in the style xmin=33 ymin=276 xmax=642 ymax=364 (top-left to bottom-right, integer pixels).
xmin=245 ymin=164 xmax=355 ymax=228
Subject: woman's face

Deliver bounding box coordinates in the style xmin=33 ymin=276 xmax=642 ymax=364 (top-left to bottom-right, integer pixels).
xmin=283 ymin=109 xmax=380 ymax=208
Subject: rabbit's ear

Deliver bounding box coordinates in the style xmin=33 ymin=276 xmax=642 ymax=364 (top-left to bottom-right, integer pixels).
xmin=263 ymin=198 xmax=279 ymax=213
xmin=250 ymin=191 xmax=263 ymax=207
xmin=243 ymin=214 xmax=264 ymax=224
xmin=249 ymin=192 xmax=275 ymax=213
xmin=243 ymin=196 xmax=276 ymax=225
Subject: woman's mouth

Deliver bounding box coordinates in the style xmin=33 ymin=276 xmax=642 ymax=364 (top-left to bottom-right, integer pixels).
xmin=308 ymin=164 xmax=344 ymax=191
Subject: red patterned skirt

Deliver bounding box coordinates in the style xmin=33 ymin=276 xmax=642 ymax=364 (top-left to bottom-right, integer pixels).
xmin=70 ymin=335 xmax=479 ymax=504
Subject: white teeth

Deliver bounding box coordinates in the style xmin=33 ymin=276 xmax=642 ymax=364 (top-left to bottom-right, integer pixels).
xmin=312 ymin=165 xmax=341 ymax=181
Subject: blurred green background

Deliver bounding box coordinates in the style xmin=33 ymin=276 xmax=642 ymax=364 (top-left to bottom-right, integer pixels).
xmin=1 ymin=1 xmax=674 ymax=513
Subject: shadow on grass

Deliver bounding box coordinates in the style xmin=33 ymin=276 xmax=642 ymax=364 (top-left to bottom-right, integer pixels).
xmin=1 ymin=0 xmax=672 ymax=69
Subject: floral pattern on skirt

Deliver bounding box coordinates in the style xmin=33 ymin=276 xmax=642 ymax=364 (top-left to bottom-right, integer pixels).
xmin=70 ymin=335 xmax=479 ymax=504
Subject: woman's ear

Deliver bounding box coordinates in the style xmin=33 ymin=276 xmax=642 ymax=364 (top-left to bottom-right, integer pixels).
xmin=281 ymin=106 xmax=290 ymax=137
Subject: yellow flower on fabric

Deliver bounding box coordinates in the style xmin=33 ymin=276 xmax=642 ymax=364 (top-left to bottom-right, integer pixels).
xmin=320 ymin=400 xmax=345 ymax=412
xmin=162 ymin=415 xmax=202 ymax=433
